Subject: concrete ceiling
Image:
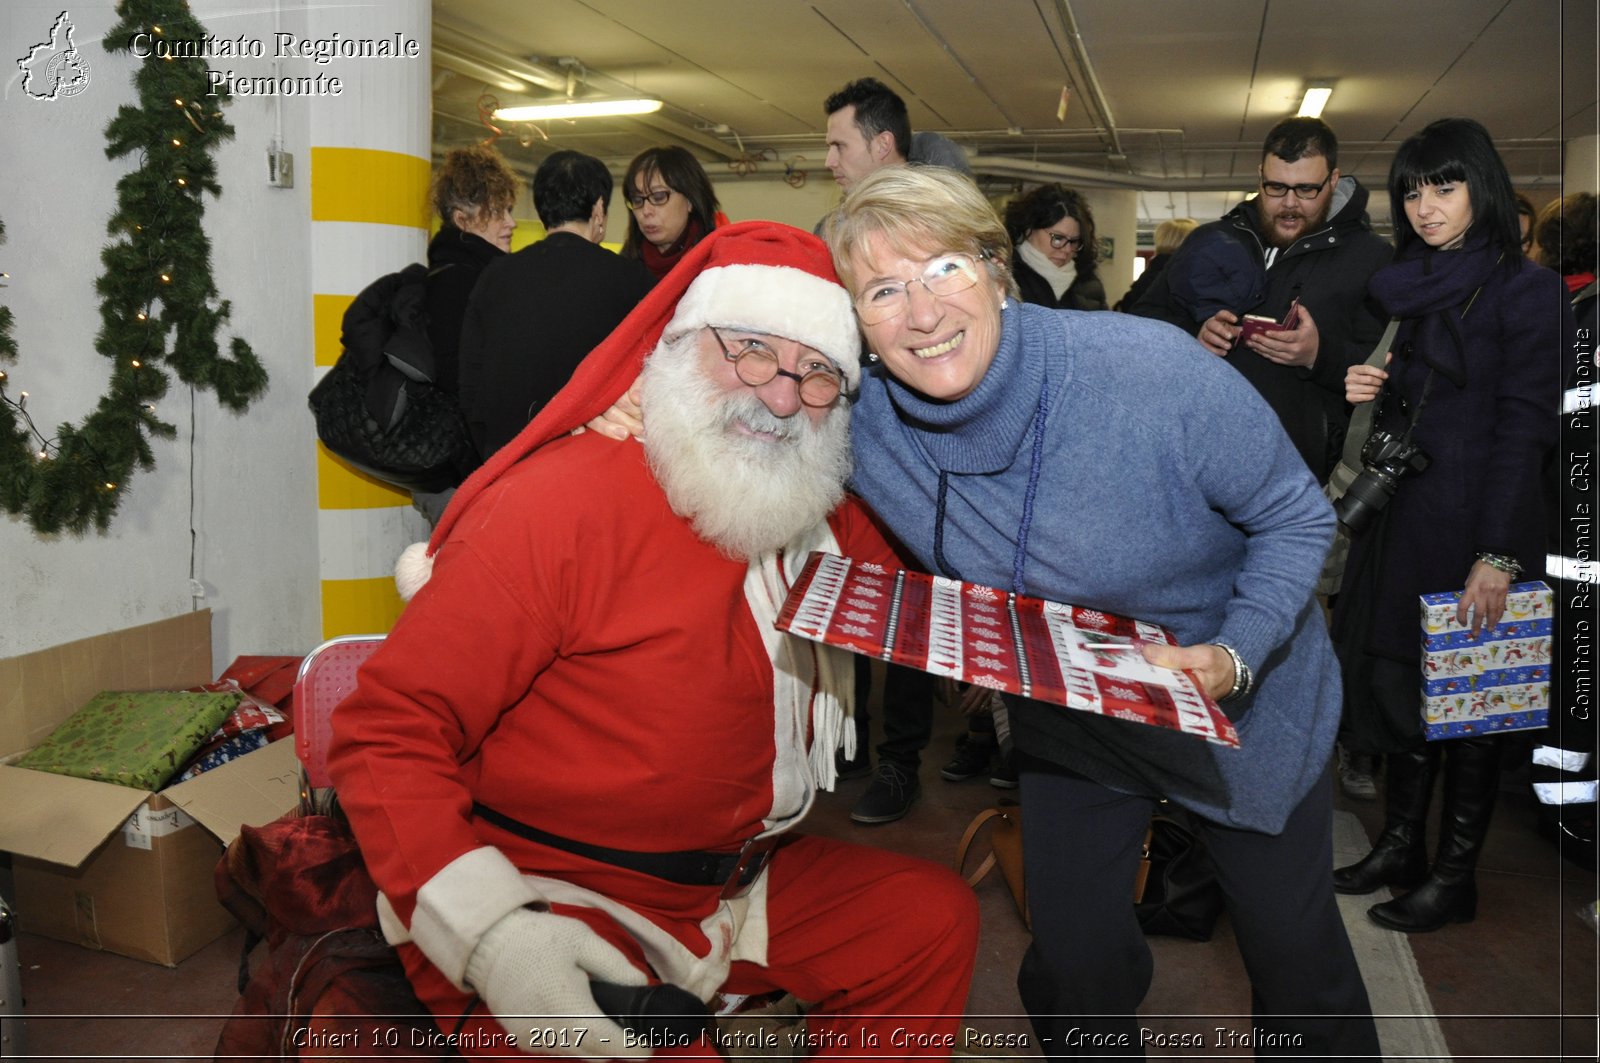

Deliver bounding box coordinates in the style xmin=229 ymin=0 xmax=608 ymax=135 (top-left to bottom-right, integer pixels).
xmin=430 ymin=0 xmax=1598 ymax=230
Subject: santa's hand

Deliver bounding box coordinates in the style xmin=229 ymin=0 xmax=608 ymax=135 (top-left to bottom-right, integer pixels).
xmin=577 ymin=377 xmax=646 ymax=440
xmin=464 ymin=907 xmax=652 ymax=1058
xmin=1141 ymin=641 xmax=1236 ymax=701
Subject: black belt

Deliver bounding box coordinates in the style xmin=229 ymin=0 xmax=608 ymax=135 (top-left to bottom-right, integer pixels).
xmin=473 ymin=803 xmax=779 ymax=898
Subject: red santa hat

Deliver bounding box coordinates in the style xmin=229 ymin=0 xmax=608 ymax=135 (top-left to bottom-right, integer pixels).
xmin=397 ymin=220 xmax=860 ymax=598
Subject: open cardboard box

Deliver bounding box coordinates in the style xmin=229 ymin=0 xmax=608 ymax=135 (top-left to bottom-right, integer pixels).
xmin=0 ymin=610 xmax=301 ymax=966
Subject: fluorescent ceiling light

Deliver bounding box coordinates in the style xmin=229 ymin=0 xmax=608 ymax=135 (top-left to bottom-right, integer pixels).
xmin=494 ymin=98 xmax=663 ymax=121
xmin=1297 ymin=83 xmax=1334 ymax=119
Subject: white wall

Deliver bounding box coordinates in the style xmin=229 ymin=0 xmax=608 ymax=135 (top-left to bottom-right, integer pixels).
xmin=1 ymin=1 xmax=320 ymax=670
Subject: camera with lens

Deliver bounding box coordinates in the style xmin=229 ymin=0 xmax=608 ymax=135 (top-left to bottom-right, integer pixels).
xmin=1333 ymin=429 xmax=1430 ymax=534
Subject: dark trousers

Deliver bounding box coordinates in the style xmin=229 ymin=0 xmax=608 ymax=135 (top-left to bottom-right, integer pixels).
xmin=852 ymin=657 xmax=935 ymax=770
xmin=1016 ymin=756 xmax=1380 ymax=1059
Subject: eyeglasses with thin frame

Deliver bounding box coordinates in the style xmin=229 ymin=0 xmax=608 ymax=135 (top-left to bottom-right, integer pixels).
xmin=1046 ymin=232 xmax=1084 ymax=250
xmin=625 ymin=187 xmax=675 ymax=211
xmin=709 ymin=327 xmax=845 ymax=408
xmin=853 ymin=252 xmax=989 ymax=325
xmin=1259 ymin=173 xmax=1331 ymax=199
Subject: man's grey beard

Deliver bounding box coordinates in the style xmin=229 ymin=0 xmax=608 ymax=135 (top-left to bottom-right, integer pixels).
xmin=639 ymin=334 xmax=853 ymax=561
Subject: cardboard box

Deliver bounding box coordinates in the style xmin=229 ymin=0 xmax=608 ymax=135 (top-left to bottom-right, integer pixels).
xmin=0 ymin=611 xmax=301 ymax=966
xmin=1420 ymin=582 xmax=1553 ymax=740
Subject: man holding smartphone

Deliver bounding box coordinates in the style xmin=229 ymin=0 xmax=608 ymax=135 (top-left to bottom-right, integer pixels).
xmin=1130 ymin=116 xmax=1392 ymax=485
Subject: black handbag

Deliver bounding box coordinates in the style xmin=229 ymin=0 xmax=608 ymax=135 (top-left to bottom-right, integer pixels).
xmin=1134 ymin=812 xmax=1225 ymax=941
xmin=309 ymin=357 xmax=472 ymax=493
xmin=309 ymin=264 xmax=473 ymax=493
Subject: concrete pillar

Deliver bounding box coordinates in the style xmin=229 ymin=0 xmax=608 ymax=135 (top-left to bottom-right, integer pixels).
xmin=307 ymin=0 xmax=432 ymax=638
xmin=1564 ymin=134 xmax=1598 ymax=194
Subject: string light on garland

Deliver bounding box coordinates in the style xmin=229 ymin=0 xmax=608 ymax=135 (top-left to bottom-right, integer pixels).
xmin=0 ymin=0 xmax=267 ymax=535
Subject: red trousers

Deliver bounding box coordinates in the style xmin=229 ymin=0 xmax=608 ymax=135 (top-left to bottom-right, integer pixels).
xmin=404 ymin=834 xmax=979 ymax=1059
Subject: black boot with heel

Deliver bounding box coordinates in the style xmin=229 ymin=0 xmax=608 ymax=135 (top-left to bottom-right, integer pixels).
xmin=1334 ymin=746 xmax=1439 ymax=895
xmin=1369 ymin=735 xmax=1501 ymax=932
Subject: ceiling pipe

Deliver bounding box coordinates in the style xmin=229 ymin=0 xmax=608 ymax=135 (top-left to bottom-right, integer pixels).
xmin=968 ymin=154 xmax=1560 ymax=191
xmin=431 ymin=19 xmax=741 ymax=162
xmin=1054 ymin=0 xmax=1125 ymax=163
xmin=432 ymin=22 xmax=567 ymax=92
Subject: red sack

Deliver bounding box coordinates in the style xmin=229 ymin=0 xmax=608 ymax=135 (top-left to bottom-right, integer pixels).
xmin=213 ymin=813 xmax=437 ymax=1059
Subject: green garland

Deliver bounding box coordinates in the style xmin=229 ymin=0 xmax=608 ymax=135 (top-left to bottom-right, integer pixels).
xmin=0 ymin=0 xmax=267 ymax=535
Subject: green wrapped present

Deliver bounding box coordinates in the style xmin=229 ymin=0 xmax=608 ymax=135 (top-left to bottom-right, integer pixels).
xmin=16 ymin=689 xmax=242 ymax=791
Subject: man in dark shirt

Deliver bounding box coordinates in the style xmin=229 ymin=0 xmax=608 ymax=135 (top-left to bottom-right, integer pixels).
xmin=457 ymin=150 xmax=654 ymax=466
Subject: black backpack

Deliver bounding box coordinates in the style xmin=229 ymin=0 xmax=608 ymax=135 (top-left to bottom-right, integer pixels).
xmin=308 ymin=264 xmax=472 ymax=493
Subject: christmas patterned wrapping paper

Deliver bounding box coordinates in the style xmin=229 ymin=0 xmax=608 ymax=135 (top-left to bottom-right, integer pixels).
xmin=1419 ymin=581 xmax=1553 ymax=740
xmin=15 ymin=689 xmax=242 ymax=791
xmin=776 ymin=552 xmax=1239 ymax=748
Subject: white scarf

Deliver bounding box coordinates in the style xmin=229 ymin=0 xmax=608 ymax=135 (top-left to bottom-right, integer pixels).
xmin=1019 ymin=238 xmax=1078 ymax=301
xmin=744 ymin=522 xmax=856 ymax=829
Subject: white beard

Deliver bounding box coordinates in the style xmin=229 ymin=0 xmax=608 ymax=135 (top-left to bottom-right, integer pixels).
xmin=640 ymin=336 xmax=853 ymax=561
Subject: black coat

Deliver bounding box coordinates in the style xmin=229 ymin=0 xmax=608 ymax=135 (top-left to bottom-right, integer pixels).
xmin=425 ymin=225 xmax=505 ymax=396
xmin=1334 ymin=240 xmax=1572 ymax=663
xmin=1130 ymin=178 xmax=1393 ymax=479
xmin=456 ymin=232 xmax=655 ymax=464
xmin=1013 ymin=257 xmax=1107 ymax=311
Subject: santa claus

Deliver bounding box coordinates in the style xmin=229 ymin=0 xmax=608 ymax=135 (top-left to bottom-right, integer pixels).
xmin=327 ymin=222 xmax=979 ymax=1060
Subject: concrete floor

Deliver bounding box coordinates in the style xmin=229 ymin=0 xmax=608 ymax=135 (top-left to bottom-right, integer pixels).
xmin=4 ymin=710 xmax=1597 ymax=1060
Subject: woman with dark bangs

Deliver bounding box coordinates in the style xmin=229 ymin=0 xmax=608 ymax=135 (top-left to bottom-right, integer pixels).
xmin=1332 ymin=118 xmax=1574 ymax=933
xmin=620 ymin=146 xmax=725 ymax=278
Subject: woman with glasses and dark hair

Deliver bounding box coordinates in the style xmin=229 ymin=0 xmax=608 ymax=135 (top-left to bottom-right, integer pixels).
xmin=824 ymin=164 xmax=1380 ymax=1056
xmin=1332 ymin=118 xmax=1572 ymax=934
xmin=1003 ymin=183 xmax=1108 ymax=310
xmin=621 ymin=146 xmax=724 ymax=278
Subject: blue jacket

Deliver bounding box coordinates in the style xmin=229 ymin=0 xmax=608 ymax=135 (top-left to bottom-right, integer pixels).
xmin=848 ymin=301 xmax=1340 ymax=833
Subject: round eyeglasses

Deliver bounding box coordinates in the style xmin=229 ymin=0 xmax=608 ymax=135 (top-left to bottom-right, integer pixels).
xmin=1046 ymin=232 xmax=1084 ymax=250
xmin=1260 ymin=173 xmax=1331 ymax=199
xmin=625 ymin=188 xmax=675 ymax=211
xmin=710 ymin=327 xmax=844 ymax=408
xmin=853 ymin=252 xmax=988 ymax=325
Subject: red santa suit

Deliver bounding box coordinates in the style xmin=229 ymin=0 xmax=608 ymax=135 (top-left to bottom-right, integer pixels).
xmin=326 ymin=223 xmax=979 ymax=1059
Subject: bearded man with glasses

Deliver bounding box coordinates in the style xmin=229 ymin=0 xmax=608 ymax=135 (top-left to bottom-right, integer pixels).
xmin=1131 ymin=116 xmax=1392 ymax=488
xmin=329 ymin=223 xmax=979 ymax=1057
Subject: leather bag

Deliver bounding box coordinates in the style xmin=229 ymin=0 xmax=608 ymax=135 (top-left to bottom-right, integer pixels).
xmin=955 ymin=799 xmax=1029 ymax=927
xmin=955 ymin=802 xmax=1224 ymax=940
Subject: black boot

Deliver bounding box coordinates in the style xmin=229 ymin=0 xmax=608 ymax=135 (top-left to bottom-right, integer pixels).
xmin=1334 ymin=746 xmax=1438 ymax=894
xmin=1369 ymin=735 xmax=1501 ymax=932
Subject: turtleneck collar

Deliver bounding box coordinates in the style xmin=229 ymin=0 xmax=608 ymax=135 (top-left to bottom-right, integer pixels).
xmin=880 ymin=301 xmax=1045 ymax=474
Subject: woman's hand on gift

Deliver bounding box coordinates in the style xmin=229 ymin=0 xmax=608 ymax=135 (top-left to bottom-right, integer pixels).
xmin=1458 ymin=560 xmax=1512 ymax=637
xmin=1142 ymin=642 xmax=1236 ymax=701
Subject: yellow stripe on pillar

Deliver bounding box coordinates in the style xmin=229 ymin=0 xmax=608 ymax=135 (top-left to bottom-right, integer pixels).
xmin=321 ymin=576 xmax=406 ymax=640
xmin=314 ymin=294 xmax=354 ymax=366
xmin=310 ymin=147 xmax=433 ymax=228
xmin=317 ymin=443 xmax=414 ymax=509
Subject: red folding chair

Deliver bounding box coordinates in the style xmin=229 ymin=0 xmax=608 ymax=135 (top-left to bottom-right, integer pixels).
xmin=293 ymin=634 xmax=384 ymax=812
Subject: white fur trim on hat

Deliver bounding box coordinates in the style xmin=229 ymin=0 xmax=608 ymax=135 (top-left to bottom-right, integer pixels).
xmin=395 ymin=541 xmax=434 ymax=601
xmin=663 ymin=263 xmax=861 ymax=387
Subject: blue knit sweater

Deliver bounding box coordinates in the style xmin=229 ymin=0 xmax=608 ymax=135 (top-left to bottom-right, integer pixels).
xmin=848 ymin=301 xmax=1341 ymax=833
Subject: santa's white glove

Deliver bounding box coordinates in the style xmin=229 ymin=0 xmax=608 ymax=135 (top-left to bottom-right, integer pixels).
xmin=464 ymin=906 xmax=652 ymax=1058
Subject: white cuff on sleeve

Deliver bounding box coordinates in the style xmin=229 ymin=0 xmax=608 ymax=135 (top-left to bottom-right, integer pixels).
xmin=408 ymin=846 xmax=543 ymax=989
